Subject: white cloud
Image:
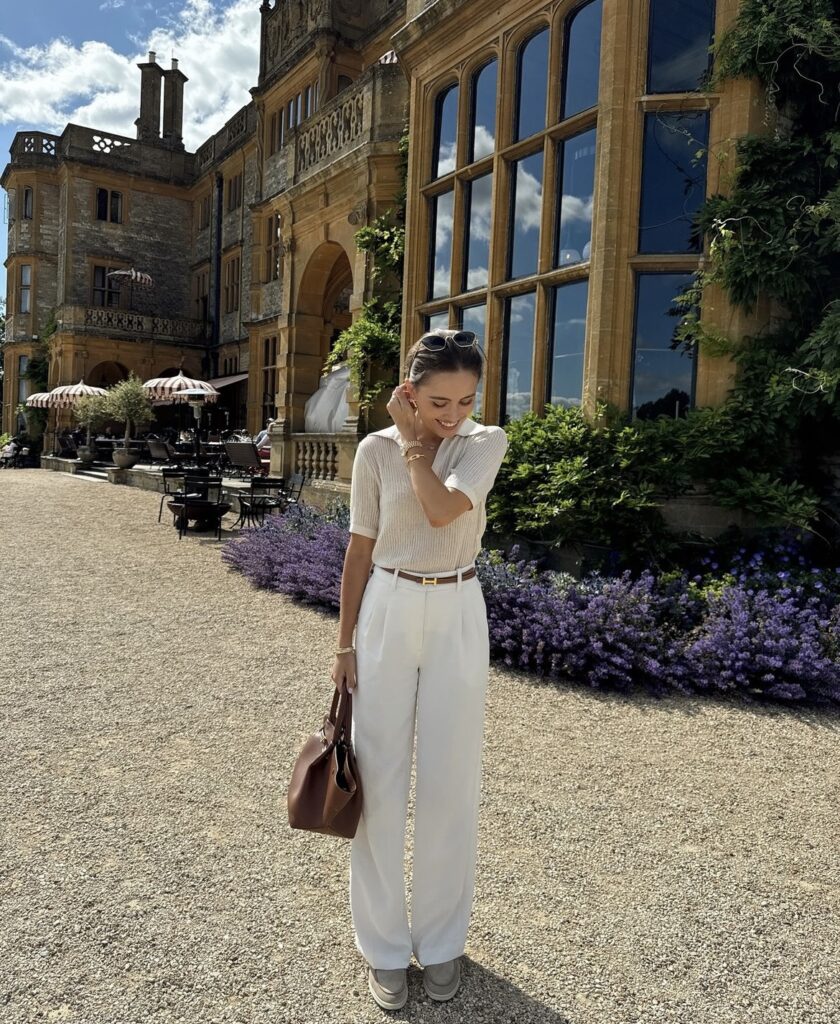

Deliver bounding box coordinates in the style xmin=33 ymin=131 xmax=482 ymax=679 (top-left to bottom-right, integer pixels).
xmin=0 ymin=0 xmax=260 ymax=150
xmin=100 ymin=0 xmax=126 ymax=10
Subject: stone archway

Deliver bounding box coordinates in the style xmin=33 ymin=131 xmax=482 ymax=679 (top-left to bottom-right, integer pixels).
xmin=289 ymin=242 xmax=354 ymax=433
xmin=87 ymin=360 xmax=129 ymax=388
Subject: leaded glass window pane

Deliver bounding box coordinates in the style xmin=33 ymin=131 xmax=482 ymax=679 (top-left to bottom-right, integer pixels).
xmin=425 ymin=311 xmax=450 ymax=333
xmin=470 ymin=60 xmax=497 ymax=162
xmin=433 ymin=84 xmax=459 ymax=179
xmin=462 ymin=303 xmax=486 ymax=413
xmin=508 ymin=152 xmax=543 ymax=280
xmin=429 ymin=190 xmax=454 ymax=299
xmin=638 ymin=111 xmax=709 ymax=253
xmin=631 ymin=273 xmax=695 ymax=419
xmin=515 ymin=28 xmax=549 ymax=142
xmin=562 ymin=0 xmax=602 ymax=119
xmin=503 ymin=292 xmax=535 ymax=422
xmin=555 ymin=128 xmax=596 ymax=267
xmin=464 ymin=172 xmax=493 ymax=291
xmin=549 ymin=280 xmax=588 ymax=408
xmin=648 ymin=0 xmax=715 ymax=93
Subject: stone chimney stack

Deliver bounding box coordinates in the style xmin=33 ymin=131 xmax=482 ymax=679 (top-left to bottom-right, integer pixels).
xmin=135 ymin=51 xmax=164 ymax=142
xmin=162 ymin=58 xmax=188 ymax=150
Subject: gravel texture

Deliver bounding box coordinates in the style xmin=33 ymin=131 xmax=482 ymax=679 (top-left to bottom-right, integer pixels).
xmin=1 ymin=469 xmax=839 ymax=1024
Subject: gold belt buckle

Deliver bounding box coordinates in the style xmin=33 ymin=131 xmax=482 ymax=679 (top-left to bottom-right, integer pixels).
xmin=421 ymin=576 xmax=438 ymax=585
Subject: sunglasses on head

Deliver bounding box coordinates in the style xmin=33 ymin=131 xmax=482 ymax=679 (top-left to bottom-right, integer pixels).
xmin=418 ymin=329 xmax=478 ymax=352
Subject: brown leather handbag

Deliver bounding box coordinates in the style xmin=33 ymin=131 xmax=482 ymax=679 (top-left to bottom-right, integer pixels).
xmin=287 ymin=682 xmax=363 ymax=839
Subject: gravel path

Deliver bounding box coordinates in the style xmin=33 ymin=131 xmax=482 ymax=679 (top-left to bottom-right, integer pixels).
xmin=1 ymin=469 xmax=839 ymax=1024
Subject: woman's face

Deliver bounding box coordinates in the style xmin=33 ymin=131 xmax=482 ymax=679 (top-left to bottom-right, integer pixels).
xmin=404 ymin=369 xmax=480 ymax=438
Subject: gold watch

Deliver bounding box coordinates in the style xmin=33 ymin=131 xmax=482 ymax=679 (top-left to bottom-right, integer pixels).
xmin=398 ymin=438 xmax=424 ymax=457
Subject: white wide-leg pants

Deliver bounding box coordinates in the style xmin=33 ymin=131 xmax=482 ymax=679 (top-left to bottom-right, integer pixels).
xmin=349 ymin=562 xmax=490 ymax=970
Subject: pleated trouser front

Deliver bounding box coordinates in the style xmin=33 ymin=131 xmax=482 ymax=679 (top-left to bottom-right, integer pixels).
xmin=349 ymin=561 xmax=490 ymax=970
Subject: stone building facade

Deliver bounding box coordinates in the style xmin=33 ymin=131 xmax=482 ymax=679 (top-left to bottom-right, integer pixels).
xmin=2 ymin=0 xmax=765 ymax=498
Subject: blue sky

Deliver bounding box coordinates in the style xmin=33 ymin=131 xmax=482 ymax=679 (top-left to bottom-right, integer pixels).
xmin=1 ymin=0 xmax=261 ymax=302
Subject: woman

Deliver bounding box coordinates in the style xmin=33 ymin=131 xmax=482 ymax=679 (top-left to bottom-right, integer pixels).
xmin=331 ymin=329 xmax=509 ymax=1010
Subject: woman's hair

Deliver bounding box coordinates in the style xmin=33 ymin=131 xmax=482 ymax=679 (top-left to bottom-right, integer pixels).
xmin=404 ymin=331 xmax=484 ymax=388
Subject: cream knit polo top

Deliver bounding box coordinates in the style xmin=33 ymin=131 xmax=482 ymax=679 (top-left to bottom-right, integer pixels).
xmin=349 ymin=418 xmax=509 ymax=573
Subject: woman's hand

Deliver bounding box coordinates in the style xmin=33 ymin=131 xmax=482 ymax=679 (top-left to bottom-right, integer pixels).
xmin=386 ymin=383 xmax=419 ymax=441
xmin=331 ymin=651 xmax=357 ymax=692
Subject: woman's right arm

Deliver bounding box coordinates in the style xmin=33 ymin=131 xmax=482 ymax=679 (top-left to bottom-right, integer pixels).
xmin=331 ymin=532 xmax=376 ymax=692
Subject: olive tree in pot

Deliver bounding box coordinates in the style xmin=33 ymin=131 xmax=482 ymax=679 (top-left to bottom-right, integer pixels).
xmin=105 ymin=374 xmax=154 ymax=469
xmin=73 ymin=394 xmax=109 ymax=464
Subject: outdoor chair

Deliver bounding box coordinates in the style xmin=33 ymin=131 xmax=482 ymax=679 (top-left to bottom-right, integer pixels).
xmin=148 ymin=440 xmax=172 ymax=466
xmin=223 ymin=440 xmax=267 ymax=479
xmin=233 ymin=476 xmax=286 ymax=530
xmin=158 ymin=468 xmax=187 ymax=522
xmin=281 ymin=471 xmax=307 ymax=510
xmin=169 ymin=475 xmax=230 ymax=541
xmin=158 ymin=468 xmax=212 ymax=524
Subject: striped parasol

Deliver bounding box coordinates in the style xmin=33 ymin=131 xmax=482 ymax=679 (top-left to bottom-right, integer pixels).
xmin=25 ymin=392 xmax=53 ymax=408
xmin=141 ymin=370 xmax=219 ymax=403
xmin=46 ymin=380 xmax=108 ymax=408
xmin=107 ymin=268 xmax=154 ymax=288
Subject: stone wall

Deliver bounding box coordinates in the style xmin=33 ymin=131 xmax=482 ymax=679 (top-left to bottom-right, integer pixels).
xmin=67 ymin=175 xmax=193 ymax=319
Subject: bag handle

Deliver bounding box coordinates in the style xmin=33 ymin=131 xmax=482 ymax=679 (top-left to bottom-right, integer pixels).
xmin=327 ymin=681 xmax=353 ymax=744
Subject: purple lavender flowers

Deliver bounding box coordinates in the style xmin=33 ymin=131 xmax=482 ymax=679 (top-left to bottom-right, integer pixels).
xmin=222 ymin=509 xmax=840 ymax=706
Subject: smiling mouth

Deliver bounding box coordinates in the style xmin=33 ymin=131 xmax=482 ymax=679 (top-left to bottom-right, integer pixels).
xmin=436 ymin=419 xmax=458 ymax=428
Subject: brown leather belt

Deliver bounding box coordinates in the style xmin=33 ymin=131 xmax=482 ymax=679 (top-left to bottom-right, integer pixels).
xmin=379 ymin=566 xmax=477 ymax=586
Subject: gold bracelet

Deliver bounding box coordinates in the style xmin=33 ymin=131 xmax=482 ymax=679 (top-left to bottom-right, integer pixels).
xmin=405 ymin=452 xmax=428 ymax=464
xmin=336 ymin=645 xmax=355 ymax=655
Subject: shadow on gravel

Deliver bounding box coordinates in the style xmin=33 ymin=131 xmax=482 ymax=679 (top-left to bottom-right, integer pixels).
xmin=372 ymin=958 xmax=571 ymax=1023
xmin=507 ymin=664 xmax=840 ymax=731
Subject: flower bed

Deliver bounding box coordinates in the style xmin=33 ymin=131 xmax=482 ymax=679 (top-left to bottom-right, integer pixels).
xmin=222 ymin=505 xmax=840 ymax=707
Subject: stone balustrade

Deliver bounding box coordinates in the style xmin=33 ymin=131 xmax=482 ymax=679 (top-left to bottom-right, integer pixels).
xmin=290 ymin=63 xmax=404 ymax=185
xmin=57 ymin=306 xmax=205 ymax=344
xmin=11 ymin=132 xmax=59 ymax=159
xmin=290 ymin=433 xmax=343 ymax=481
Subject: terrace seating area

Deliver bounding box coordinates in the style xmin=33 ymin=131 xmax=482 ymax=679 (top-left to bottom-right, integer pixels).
xmin=37 ymin=431 xmax=308 ymax=541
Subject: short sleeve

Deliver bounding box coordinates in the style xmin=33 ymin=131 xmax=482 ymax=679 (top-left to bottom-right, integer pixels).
xmin=444 ymin=427 xmax=508 ymax=510
xmin=349 ymin=439 xmax=380 ymax=539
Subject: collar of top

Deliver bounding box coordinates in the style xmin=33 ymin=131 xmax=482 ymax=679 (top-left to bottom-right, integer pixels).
xmin=370 ymin=418 xmax=480 ymax=442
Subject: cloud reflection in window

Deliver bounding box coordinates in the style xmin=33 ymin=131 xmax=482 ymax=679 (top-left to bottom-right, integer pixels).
xmin=430 ymin=190 xmax=454 ymax=299
xmin=509 ymin=152 xmax=543 ymax=279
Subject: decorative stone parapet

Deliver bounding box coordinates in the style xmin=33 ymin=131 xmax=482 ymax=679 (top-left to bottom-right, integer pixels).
xmin=57 ymin=306 xmax=205 ymax=343
xmin=290 ymin=63 xmax=404 ymax=185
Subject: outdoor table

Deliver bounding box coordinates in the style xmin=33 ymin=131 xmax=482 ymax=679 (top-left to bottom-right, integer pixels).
xmin=167 ymin=498 xmax=231 ymax=534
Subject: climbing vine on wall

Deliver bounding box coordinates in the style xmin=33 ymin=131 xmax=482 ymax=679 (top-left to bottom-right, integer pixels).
xmin=666 ymin=0 xmax=840 ymax=538
xmin=325 ymin=127 xmax=408 ymax=414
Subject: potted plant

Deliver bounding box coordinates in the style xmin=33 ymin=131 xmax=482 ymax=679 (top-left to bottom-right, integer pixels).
xmin=73 ymin=394 xmax=109 ymax=465
xmin=105 ymin=374 xmax=154 ymax=469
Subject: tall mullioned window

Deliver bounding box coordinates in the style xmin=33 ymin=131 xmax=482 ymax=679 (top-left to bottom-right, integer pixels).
xmin=197 ymin=193 xmax=211 ymax=230
xmin=638 ymin=111 xmax=709 ymax=253
xmin=631 ymin=274 xmax=696 ymax=420
xmin=18 ymin=355 xmax=30 ymax=404
xmin=19 ymin=265 xmax=32 ymax=314
xmin=226 ymin=173 xmax=243 ymax=212
xmin=266 ymin=213 xmax=281 ymax=282
xmin=223 ymin=254 xmax=241 ymax=313
xmin=628 ymin=1 xmax=715 ymax=419
xmin=263 ymin=335 xmax=278 ymax=425
xmin=419 ymin=0 xmax=602 ymax=423
xmin=647 ymin=0 xmax=716 ymax=93
xmin=96 ymin=188 xmax=123 ymax=223
xmin=91 ymin=265 xmax=122 ymax=308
